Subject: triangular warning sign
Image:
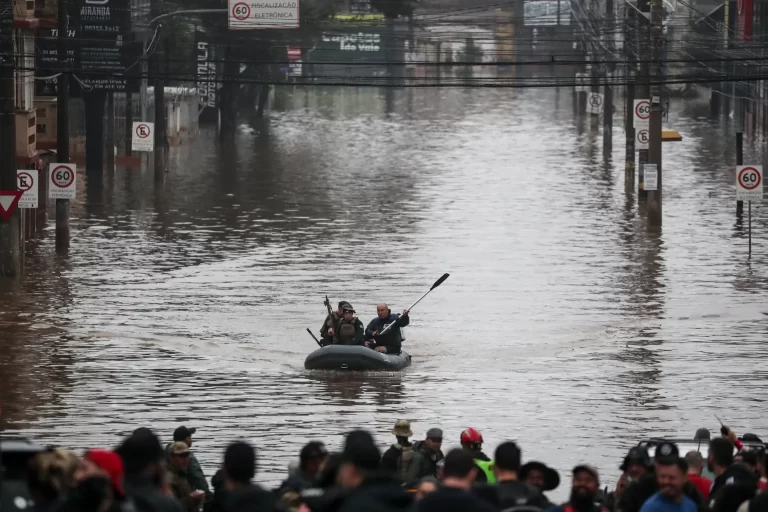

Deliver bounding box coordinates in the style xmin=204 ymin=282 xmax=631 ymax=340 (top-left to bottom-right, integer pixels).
xmin=0 ymin=190 xmax=23 ymax=222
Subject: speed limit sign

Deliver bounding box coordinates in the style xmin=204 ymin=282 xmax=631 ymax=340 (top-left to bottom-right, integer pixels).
xmin=49 ymin=163 xmax=77 ymax=200
xmin=634 ymin=99 xmax=650 ymax=128
xmin=736 ymin=165 xmax=763 ymax=201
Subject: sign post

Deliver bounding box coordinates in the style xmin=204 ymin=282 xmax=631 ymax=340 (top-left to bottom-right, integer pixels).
xmin=0 ymin=191 xmax=23 ymax=222
xmin=636 ymin=128 xmax=650 ymax=150
xmin=16 ymin=170 xmax=39 ymax=208
xmin=132 ymin=122 xmax=155 ymax=152
xmin=633 ymin=99 xmax=650 ymax=128
xmin=736 ymin=165 xmax=763 ymax=259
xmin=49 ymin=163 xmax=77 ymax=200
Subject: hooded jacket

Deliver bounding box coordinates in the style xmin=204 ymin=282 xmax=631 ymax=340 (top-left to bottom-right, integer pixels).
xmin=338 ymin=471 xmax=413 ymax=512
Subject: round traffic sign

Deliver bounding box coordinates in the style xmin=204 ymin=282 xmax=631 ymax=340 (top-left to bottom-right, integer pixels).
xmin=51 ymin=165 xmax=74 ymax=188
xmin=738 ymin=166 xmax=761 ymax=190
xmin=17 ymin=172 xmax=34 ymax=192
xmin=232 ymin=2 xmax=250 ymax=20
xmin=635 ymin=100 xmax=650 ymax=120
xmin=637 ymin=129 xmax=650 ymax=144
xmin=589 ymin=94 xmax=602 ymax=107
xmin=135 ymin=123 xmax=151 ymax=139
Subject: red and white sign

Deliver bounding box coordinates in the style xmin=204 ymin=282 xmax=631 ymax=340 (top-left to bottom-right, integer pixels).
xmin=229 ymin=0 xmax=299 ymax=30
xmin=634 ymin=99 xmax=650 ymax=128
xmin=17 ymin=169 xmax=39 ymax=208
xmin=737 ymin=165 xmax=763 ymax=201
xmin=132 ymin=122 xmax=155 ymax=152
xmin=0 ymin=190 xmax=23 ymax=221
xmin=49 ymin=163 xmax=77 ymax=200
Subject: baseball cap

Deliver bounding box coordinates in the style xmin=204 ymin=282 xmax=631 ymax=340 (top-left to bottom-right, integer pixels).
xmin=342 ymin=305 xmax=355 ymax=313
xmin=426 ymin=428 xmax=443 ymax=440
xmin=173 ymin=426 xmax=196 ymax=441
xmin=169 ymin=441 xmax=190 ymax=455
xmin=573 ymin=464 xmax=599 ymax=482
xmin=338 ymin=301 xmax=352 ymax=310
xmin=654 ymin=441 xmax=680 ymax=463
xmin=620 ymin=446 xmax=651 ymax=470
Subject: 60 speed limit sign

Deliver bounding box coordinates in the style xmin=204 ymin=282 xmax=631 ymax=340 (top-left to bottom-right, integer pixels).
xmin=49 ymin=163 xmax=77 ymax=200
xmin=736 ymin=165 xmax=763 ymax=202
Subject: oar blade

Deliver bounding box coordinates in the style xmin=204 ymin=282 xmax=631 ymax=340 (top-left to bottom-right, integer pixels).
xmin=430 ymin=273 xmax=450 ymax=290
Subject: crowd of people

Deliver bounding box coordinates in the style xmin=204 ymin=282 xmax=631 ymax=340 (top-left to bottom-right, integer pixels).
xmin=7 ymin=420 xmax=768 ymax=512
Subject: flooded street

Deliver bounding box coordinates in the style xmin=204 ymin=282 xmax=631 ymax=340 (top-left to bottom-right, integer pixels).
xmin=2 ymin=85 xmax=768 ymax=492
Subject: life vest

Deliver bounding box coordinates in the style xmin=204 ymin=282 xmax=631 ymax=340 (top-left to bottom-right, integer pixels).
xmin=393 ymin=443 xmax=415 ymax=482
xmin=475 ymin=458 xmax=496 ymax=484
xmin=336 ymin=318 xmax=358 ymax=344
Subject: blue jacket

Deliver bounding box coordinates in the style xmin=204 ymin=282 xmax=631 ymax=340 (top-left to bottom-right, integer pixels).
xmin=364 ymin=312 xmax=409 ymax=354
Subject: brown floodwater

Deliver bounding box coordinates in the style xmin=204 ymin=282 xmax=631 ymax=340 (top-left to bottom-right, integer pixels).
xmin=2 ymin=85 xmax=767 ymax=495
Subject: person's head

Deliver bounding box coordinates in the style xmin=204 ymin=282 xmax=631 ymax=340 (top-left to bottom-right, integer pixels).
xmin=694 ymin=428 xmax=711 ymax=442
xmin=337 ymin=301 xmax=352 ymax=315
xmin=493 ymin=442 xmax=522 ymax=480
xmin=570 ymin=465 xmax=600 ymax=510
xmin=424 ymin=428 xmax=443 ymax=453
xmin=442 ymin=448 xmax=477 ymax=489
xmin=169 ymin=442 xmax=191 ymax=471
xmin=520 ymin=461 xmax=560 ymax=492
xmin=620 ymin=446 xmax=652 ymax=481
xmin=116 ymin=428 xmax=165 ymax=485
xmin=392 ymin=419 xmax=412 ymax=441
xmin=300 ymin=441 xmax=329 ymax=479
xmin=223 ymin=441 xmax=256 ymax=489
xmin=342 ymin=306 xmax=355 ymax=321
xmin=339 ymin=433 xmax=380 ymax=489
xmin=708 ymin=438 xmax=735 ymax=474
xmin=459 ymin=428 xmax=483 ymax=453
xmin=376 ymin=304 xmax=390 ymax=320
xmin=416 ymin=476 xmax=439 ymax=500
xmin=76 ymin=450 xmax=125 ymax=498
xmin=684 ymin=450 xmax=704 ymax=476
xmin=173 ymin=426 xmax=196 ymax=447
xmin=738 ymin=451 xmax=759 ymax=473
xmin=656 ymin=458 xmax=688 ymax=502
xmin=27 ymin=449 xmax=81 ymax=505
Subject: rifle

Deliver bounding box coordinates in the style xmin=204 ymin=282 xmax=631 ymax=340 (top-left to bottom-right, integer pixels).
xmin=322 ymin=295 xmax=337 ymax=341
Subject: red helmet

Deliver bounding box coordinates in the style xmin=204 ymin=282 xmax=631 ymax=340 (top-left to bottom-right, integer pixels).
xmin=460 ymin=428 xmax=483 ymax=444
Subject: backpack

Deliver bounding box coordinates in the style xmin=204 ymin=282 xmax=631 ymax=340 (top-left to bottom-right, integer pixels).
xmin=393 ymin=444 xmax=415 ymax=482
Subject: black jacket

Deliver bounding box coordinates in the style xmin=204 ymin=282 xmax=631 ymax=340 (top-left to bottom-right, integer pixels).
xmin=405 ymin=441 xmax=444 ymax=487
xmin=474 ymin=480 xmax=548 ymax=510
xmin=221 ymin=483 xmax=277 ymax=512
xmin=123 ymin=475 xmax=183 ymax=512
xmin=365 ymin=313 xmax=409 ymax=354
xmin=418 ymin=486 xmax=497 ymax=512
xmin=709 ymin=464 xmax=758 ymax=505
xmin=338 ymin=471 xmax=413 ymax=512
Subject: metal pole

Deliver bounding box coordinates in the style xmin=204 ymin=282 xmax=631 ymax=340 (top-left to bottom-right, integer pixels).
xmin=625 ymin=7 xmax=636 ymax=193
xmin=141 ymin=35 xmax=148 ymax=121
xmin=637 ymin=0 xmax=650 ymax=200
xmin=736 ymin=132 xmax=744 ymax=217
xmin=647 ymin=0 xmax=663 ymax=227
xmin=748 ymin=201 xmax=752 ymax=259
xmin=106 ymin=92 xmax=115 ymax=171
xmin=56 ymin=0 xmax=70 ymax=252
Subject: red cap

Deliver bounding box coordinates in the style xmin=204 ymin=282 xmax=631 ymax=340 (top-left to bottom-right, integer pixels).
xmin=85 ymin=449 xmax=125 ymax=497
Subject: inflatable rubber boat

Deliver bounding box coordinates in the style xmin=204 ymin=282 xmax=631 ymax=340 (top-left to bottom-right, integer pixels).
xmin=304 ymin=345 xmax=412 ymax=371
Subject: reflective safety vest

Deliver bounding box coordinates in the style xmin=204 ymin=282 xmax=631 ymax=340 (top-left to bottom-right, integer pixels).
xmin=475 ymin=459 xmax=496 ymax=484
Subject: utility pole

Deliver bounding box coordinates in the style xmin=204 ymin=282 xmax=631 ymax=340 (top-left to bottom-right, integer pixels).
xmin=0 ymin=0 xmax=20 ymax=276
xmin=125 ymin=91 xmax=133 ymax=157
xmin=56 ymin=0 xmax=70 ymax=252
xmin=736 ymin=132 xmax=743 ymax=218
xmin=151 ymin=0 xmax=165 ymax=182
xmin=603 ymin=0 xmax=615 ymax=155
xmin=647 ymin=0 xmax=664 ymax=227
xmin=625 ymin=7 xmax=636 ymax=194
xmin=106 ymin=93 xmax=115 ymax=171
xmin=637 ymin=0 xmax=650 ymax=200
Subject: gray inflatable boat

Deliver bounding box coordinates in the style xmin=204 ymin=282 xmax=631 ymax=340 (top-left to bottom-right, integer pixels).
xmin=304 ymin=345 xmax=412 ymax=371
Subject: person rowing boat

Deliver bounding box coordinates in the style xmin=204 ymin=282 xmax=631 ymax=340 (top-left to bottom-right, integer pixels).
xmin=364 ymin=304 xmax=410 ymax=355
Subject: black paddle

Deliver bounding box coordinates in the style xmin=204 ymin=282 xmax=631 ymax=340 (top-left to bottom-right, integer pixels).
xmin=377 ymin=273 xmax=450 ymax=337
xmin=306 ymin=328 xmax=322 ymax=347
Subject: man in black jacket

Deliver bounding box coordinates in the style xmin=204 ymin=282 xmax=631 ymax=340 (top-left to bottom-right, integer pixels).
xmin=338 ymin=430 xmax=412 ymax=512
xmin=474 ymin=442 xmax=548 ymax=510
xmin=406 ymin=428 xmax=444 ymax=487
xmin=364 ymin=305 xmax=409 ymax=354
xmin=707 ymin=437 xmax=757 ymax=511
xmin=418 ymin=449 xmax=496 ymax=512
xmin=213 ymin=442 xmax=276 ymax=512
